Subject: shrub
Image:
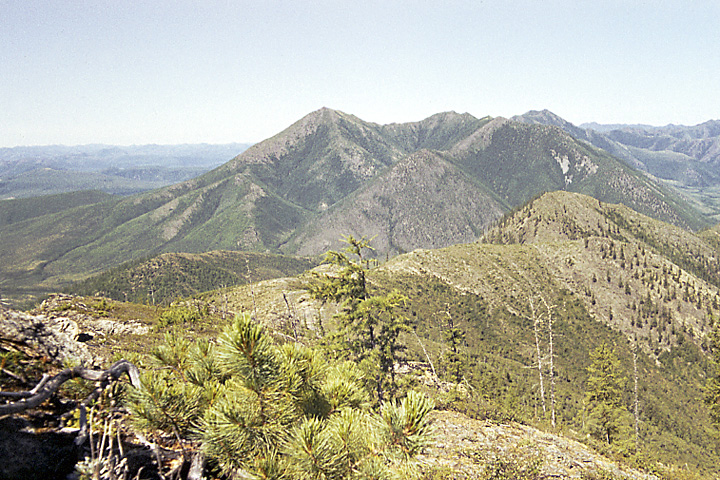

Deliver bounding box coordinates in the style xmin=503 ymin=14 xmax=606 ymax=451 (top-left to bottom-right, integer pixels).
xmin=128 ymin=313 xmax=435 ymax=479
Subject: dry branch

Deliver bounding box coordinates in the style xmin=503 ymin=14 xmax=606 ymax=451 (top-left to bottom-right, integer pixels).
xmin=0 ymin=359 xmax=140 ymax=416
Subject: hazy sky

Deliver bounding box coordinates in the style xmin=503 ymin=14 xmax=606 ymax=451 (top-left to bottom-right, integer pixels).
xmin=2 ymin=0 xmax=719 ymax=147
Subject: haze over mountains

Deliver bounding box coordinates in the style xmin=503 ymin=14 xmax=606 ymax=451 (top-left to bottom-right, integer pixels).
xmin=0 ymin=143 xmax=250 ymax=199
xmin=0 ymin=107 xmax=718 ymax=305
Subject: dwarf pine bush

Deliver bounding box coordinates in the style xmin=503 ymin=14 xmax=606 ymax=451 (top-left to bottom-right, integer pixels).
xmin=127 ymin=313 xmax=434 ymax=479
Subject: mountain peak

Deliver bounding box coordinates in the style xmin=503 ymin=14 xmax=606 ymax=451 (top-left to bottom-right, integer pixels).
xmin=1 ymin=107 xmax=708 ymax=307
xmin=512 ymin=109 xmax=575 ymax=128
xmin=420 ymin=110 xmax=476 ymax=122
xmin=226 ymin=107 xmax=357 ymax=169
xmin=296 ymin=106 xmax=343 ymax=126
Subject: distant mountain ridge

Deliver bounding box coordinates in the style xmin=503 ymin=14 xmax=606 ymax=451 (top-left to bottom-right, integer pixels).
xmin=515 ymin=110 xmax=720 ymax=164
xmin=0 ymin=108 xmax=709 ymax=304
xmin=580 ymin=121 xmax=659 ymax=132
xmin=0 ymin=143 xmax=250 ymax=168
xmin=0 ymin=143 xmax=251 ymax=199
xmin=514 ymin=110 xmax=720 ymax=220
xmin=602 ymin=119 xmax=720 ymax=164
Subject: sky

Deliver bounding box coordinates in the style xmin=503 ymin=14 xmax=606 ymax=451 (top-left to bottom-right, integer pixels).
xmin=2 ymin=0 xmax=719 ymax=147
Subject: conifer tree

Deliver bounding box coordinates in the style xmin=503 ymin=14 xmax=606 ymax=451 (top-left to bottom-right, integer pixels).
xmin=442 ymin=308 xmax=466 ymax=384
xmin=704 ymin=323 xmax=720 ymax=429
xmin=308 ymin=235 xmax=412 ymax=402
xmin=127 ymin=332 xmax=207 ymax=439
xmin=585 ymin=343 xmax=633 ymax=448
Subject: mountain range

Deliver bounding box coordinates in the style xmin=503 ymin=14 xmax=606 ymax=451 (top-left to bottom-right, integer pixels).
xmin=0 ymin=143 xmax=250 ymax=199
xmin=0 ymin=107 xmax=716 ymax=305
xmin=514 ymin=110 xmax=720 ymax=221
xmin=4 ymin=107 xmax=720 ymax=476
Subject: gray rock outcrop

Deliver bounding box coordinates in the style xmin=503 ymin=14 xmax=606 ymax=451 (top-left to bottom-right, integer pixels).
xmin=0 ymin=308 xmax=96 ymax=367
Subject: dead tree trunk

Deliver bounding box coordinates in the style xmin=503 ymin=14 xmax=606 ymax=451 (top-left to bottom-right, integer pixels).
xmin=530 ymin=299 xmax=547 ymax=418
xmin=541 ymin=296 xmax=557 ymax=429
xmin=508 ymin=300 xmax=546 ymax=419
xmin=632 ymin=339 xmax=640 ymax=442
xmin=530 ymin=298 xmax=547 ymax=418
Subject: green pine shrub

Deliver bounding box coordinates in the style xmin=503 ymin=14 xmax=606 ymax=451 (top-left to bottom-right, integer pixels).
xmin=127 ymin=312 xmax=435 ymax=479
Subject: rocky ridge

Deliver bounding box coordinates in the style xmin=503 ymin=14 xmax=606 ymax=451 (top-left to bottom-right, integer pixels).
xmin=1 ymin=294 xmax=151 ymax=372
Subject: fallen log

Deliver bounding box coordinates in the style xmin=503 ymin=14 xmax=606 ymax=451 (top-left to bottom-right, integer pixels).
xmin=0 ymin=359 xmax=140 ymax=416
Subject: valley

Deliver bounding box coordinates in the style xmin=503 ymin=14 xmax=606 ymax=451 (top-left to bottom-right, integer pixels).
xmin=0 ymin=143 xmax=250 ymax=199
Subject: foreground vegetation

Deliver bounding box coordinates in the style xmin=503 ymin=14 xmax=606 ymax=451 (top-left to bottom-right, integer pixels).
xmin=128 ymin=313 xmax=434 ymax=479
xmin=3 ymin=282 xmax=720 ymax=478
xmin=193 ymin=231 xmax=720 ymax=477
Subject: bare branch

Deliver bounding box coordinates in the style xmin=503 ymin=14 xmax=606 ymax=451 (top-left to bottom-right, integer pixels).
xmin=539 ymin=295 xmax=558 ymax=429
xmin=0 ymin=359 xmax=140 ymax=416
xmin=412 ymin=330 xmax=439 ymax=384
xmin=0 ymin=367 xmax=27 ymax=384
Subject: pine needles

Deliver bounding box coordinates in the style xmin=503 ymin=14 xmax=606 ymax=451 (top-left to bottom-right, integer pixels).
xmin=126 ymin=312 xmax=434 ymax=479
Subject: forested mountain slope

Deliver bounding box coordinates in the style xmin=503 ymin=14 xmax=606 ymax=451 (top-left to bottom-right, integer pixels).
xmin=3 ymin=190 xmax=719 ymax=477
xmin=66 ymin=250 xmax=317 ymax=304
xmin=515 ymin=110 xmax=720 ymax=222
xmin=0 ymin=109 xmax=707 ymax=305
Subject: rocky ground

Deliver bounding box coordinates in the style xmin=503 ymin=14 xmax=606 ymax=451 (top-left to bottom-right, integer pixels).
xmin=0 ymin=296 xmax=157 ymax=479
xmin=422 ymin=410 xmax=659 ymax=479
